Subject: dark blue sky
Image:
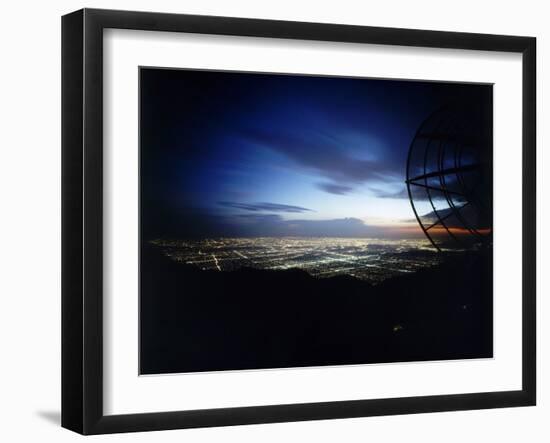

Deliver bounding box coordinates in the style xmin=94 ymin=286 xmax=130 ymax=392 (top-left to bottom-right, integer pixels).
xmin=140 ymin=68 xmax=491 ymax=239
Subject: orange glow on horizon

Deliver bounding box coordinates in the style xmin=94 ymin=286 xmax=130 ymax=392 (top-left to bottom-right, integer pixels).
xmin=366 ymin=220 xmax=492 ymax=239
xmin=429 ymin=226 xmax=492 ymax=236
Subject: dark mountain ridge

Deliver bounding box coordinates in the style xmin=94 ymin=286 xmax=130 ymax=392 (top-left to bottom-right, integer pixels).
xmin=140 ymin=245 xmax=492 ymax=374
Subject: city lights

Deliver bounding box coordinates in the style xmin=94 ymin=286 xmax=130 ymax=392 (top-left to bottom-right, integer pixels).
xmin=151 ymin=237 xmax=443 ymax=285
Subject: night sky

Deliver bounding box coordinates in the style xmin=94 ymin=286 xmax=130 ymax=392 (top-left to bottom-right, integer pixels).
xmin=140 ymin=68 xmax=492 ymax=240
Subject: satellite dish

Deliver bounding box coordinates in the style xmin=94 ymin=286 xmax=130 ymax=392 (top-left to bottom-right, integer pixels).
xmin=405 ymin=105 xmax=493 ymax=251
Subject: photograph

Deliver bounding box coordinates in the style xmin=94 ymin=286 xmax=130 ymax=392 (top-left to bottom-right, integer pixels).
xmin=139 ymin=68 xmax=494 ymax=375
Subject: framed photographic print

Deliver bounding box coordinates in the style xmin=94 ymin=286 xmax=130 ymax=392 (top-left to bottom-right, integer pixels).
xmin=62 ymin=8 xmax=536 ymax=435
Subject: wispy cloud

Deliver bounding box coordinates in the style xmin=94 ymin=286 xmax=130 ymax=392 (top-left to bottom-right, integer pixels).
xmin=244 ymin=128 xmax=399 ymax=195
xmin=371 ymin=187 xmax=409 ymax=199
xmin=316 ymin=182 xmax=353 ymax=195
xmin=218 ymin=201 xmax=313 ymax=213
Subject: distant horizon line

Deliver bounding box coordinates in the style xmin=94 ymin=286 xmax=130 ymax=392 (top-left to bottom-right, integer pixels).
xmin=148 ymin=235 xmax=428 ymax=241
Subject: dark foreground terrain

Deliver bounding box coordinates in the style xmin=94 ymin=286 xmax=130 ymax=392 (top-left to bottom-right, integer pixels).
xmin=140 ymin=245 xmax=492 ymax=374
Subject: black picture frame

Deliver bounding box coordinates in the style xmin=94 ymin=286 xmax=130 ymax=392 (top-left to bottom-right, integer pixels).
xmin=62 ymin=8 xmax=536 ymax=435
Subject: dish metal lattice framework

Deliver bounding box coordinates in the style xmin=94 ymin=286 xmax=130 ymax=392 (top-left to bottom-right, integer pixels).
xmin=405 ymin=106 xmax=493 ymax=251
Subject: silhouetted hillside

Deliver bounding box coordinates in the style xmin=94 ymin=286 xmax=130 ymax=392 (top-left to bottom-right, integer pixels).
xmin=140 ymin=244 xmax=492 ymax=374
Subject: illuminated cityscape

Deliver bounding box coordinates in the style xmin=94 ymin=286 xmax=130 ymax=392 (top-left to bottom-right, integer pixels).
xmin=150 ymin=237 xmax=443 ymax=284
